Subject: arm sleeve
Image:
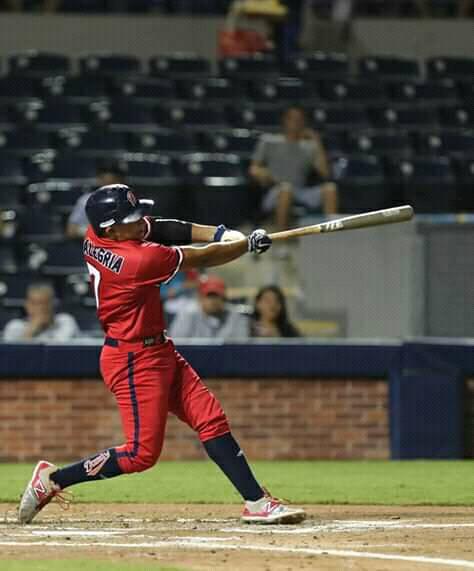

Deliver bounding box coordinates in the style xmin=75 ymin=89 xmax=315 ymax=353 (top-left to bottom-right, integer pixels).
xmin=143 ymin=217 xmax=192 ymax=246
xmin=135 ymin=243 xmax=184 ymax=286
xmin=252 ymin=137 xmax=267 ymax=164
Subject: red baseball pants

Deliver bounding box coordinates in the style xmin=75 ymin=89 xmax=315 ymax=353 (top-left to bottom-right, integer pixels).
xmin=100 ymin=339 xmax=230 ymax=474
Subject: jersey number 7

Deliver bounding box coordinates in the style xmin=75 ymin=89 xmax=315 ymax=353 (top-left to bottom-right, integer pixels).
xmin=86 ymin=263 xmax=101 ymax=308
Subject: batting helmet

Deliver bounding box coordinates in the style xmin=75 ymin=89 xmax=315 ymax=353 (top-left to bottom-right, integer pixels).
xmin=85 ymin=184 xmax=146 ymax=235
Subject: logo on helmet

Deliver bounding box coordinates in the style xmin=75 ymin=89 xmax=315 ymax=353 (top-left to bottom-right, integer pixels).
xmin=127 ymin=191 xmax=137 ymax=207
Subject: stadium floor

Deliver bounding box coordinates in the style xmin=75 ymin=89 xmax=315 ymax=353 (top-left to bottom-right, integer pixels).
xmin=1 ymin=504 xmax=474 ymax=571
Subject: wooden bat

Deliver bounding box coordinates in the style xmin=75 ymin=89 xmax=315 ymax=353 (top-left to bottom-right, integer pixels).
xmin=268 ymin=205 xmax=414 ymax=242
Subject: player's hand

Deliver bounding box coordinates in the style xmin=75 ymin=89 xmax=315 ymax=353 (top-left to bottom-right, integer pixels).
xmin=214 ymin=225 xmax=246 ymax=242
xmin=248 ymin=228 xmax=272 ymax=255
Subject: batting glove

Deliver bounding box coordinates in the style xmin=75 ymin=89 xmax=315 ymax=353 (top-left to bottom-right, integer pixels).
xmin=214 ymin=224 xmax=246 ymax=242
xmin=248 ymin=228 xmax=272 ymax=255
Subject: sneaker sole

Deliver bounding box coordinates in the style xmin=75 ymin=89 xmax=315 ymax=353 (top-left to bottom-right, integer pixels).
xmin=241 ymin=510 xmax=307 ymax=525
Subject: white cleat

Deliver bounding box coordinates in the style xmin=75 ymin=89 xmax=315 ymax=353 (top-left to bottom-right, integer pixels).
xmin=18 ymin=460 xmax=66 ymax=524
xmin=241 ymin=488 xmax=306 ymax=524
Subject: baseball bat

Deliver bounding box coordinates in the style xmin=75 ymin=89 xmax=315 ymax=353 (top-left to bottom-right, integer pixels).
xmin=268 ymin=205 xmax=414 ymax=242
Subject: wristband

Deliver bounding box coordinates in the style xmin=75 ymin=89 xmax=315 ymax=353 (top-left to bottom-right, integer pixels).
xmin=213 ymin=224 xmax=227 ymax=242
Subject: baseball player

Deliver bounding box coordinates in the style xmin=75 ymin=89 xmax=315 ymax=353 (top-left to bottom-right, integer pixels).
xmin=19 ymin=184 xmax=306 ymax=525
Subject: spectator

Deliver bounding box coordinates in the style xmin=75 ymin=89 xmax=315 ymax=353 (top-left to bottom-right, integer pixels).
xmin=250 ymin=285 xmax=299 ymax=337
xmin=3 ymin=283 xmax=79 ymax=342
xmin=249 ymin=106 xmax=338 ymax=232
xmin=169 ymin=275 xmax=249 ymax=340
xmin=66 ymin=161 xmax=126 ymax=239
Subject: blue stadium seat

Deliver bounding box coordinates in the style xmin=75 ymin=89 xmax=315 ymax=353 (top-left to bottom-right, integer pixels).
xmin=41 ymin=241 xmax=86 ymax=275
xmin=26 ymin=182 xmax=85 ymax=214
xmin=438 ymin=105 xmax=474 ymax=128
xmin=308 ymin=105 xmax=369 ymax=131
xmin=19 ymin=100 xmax=86 ymax=131
xmin=229 ymin=103 xmax=284 ymax=130
xmin=149 ymin=53 xmax=211 ymax=77
xmin=21 ymin=207 xmax=64 ymax=243
xmin=0 ymin=105 xmax=14 ymax=130
xmin=0 ymin=186 xmax=23 ymax=209
xmin=8 ymin=51 xmax=70 ymax=77
xmin=369 ymin=106 xmax=438 ymax=130
xmin=62 ymin=273 xmax=93 ymax=305
xmin=114 ymin=77 xmax=176 ymax=102
xmin=0 ymin=244 xmax=18 ymax=273
xmin=79 ymin=53 xmax=141 ymax=77
xmin=454 ymin=158 xmax=474 ymax=211
xmin=331 ymin=154 xmax=389 ymax=213
xmin=387 ymin=156 xmax=457 ymax=213
xmin=0 ymin=76 xmax=42 ymax=102
xmin=200 ymin=129 xmax=259 ymax=158
xmin=0 ymin=157 xmax=26 ymax=185
xmin=178 ymin=77 xmax=244 ymax=102
xmin=219 ymin=54 xmax=279 ymax=79
xmin=124 ymin=153 xmax=177 ymax=187
xmin=181 ymin=153 xmax=250 ymax=226
xmin=160 ymin=102 xmax=227 ymax=130
xmin=27 ymin=154 xmax=97 ymax=185
xmin=388 ymin=80 xmax=459 ymax=104
xmin=319 ymin=79 xmax=387 ymax=104
xmin=57 ymin=129 xmax=127 ymax=157
xmin=248 ymin=78 xmax=316 ymax=103
xmin=0 ymin=207 xmax=19 ymax=241
xmin=427 ymin=57 xmax=474 ymax=81
xmin=347 ymin=131 xmax=413 ymax=157
xmin=458 ymin=80 xmax=474 ymax=104
xmin=0 ymin=128 xmax=52 ymax=157
xmin=285 ymin=52 xmax=349 ymax=79
xmin=94 ymin=100 xmax=156 ymax=132
xmin=359 ymin=56 xmax=420 ymax=81
xmin=0 ymin=273 xmax=35 ymax=307
xmin=416 ymin=131 xmax=474 ymax=159
xmin=130 ymin=128 xmax=196 ymax=156
xmin=42 ymin=76 xmax=108 ymax=102
xmin=0 ymin=306 xmax=23 ymax=332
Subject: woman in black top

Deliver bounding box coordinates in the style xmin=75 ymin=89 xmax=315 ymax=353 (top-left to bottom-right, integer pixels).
xmin=250 ymin=285 xmax=300 ymax=338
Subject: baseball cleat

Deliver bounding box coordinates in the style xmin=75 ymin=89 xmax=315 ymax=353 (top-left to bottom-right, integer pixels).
xmin=18 ymin=460 xmax=69 ymax=524
xmin=241 ymin=488 xmax=306 ymax=524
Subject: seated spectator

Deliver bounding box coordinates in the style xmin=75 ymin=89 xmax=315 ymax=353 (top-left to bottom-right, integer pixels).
xmin=66 ymin=161 xmax=127 ymax=239
xmin=250 ymin=285 xmax=299 ymax=337
xmin=3 ymin=282 xmax=79 ymax=342
xmin=161 ymin=268 xmax=200 ymax=319
xmin=169 ymin=275 xmax=249 ymax=340
xmin=249 ymin=106 xmax=338 ymax=231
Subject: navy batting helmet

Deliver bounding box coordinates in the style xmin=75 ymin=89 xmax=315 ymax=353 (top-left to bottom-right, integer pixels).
xmin=85 ymin=184 xmax=146 ymax=235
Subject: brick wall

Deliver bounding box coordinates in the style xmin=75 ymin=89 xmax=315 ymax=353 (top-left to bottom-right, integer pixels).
xmin=0 ymin=378 xmax=390 ymax=462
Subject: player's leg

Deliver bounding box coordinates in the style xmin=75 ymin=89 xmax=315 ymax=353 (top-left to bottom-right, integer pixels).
xmin=262 ymin=182 xmax=294 ymax=232
xmin=168 ymin=348 xmax=306 ymax=524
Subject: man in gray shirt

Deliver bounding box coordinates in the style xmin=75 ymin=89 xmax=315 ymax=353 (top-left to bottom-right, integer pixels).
xmin=249 ymin=106 xmax=338 ymax=231
xmin=3 ymin=283 xmax=79 ymax=342
xmin=170 ymin=275 xmax=249 ymax=340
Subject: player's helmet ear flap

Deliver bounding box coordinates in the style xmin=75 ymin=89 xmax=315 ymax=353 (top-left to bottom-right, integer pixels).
xmin=85 ymin=184 xmax=143 ymax=235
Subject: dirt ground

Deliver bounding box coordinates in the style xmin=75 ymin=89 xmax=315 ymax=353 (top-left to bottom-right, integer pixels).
xmin=1 ymin=503 xmax=473 ymax=570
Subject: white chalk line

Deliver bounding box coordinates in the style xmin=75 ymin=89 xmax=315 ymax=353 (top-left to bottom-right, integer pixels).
xmin=0 ymin=538 xmax=473 ymax=568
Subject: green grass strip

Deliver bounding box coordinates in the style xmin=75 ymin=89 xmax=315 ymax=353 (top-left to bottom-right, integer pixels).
xmin=1 ymin=561 xmax=184 ymax=571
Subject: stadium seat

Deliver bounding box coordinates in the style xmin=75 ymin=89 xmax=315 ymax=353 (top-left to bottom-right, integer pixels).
xmin=387 ymin=156 xmax=457 ymax=213
xmin=285 ymin=52 xmax=349 ymax=79
xmin=358 ymin=56 xmax=420 ymax=81
xmin=416 ymin=131 xmax=474 ymax=159
xmin=0 ymin=76 xmax=42 ymax=102
xmin=308 ymin=105 xmax=369 ymax=131
xmin=63 ymin=303 xmax=102 ymax=336
xmin=0 ymin=105 xmax=14 ymax=130
xmin=57 ymin=129 xmax=127 ymax=157
xmin=388 ymin=80 xmax=459 ymax=104
xmin=369 ymin=106 xmax=438 ymax=130
xmin=160 ymin=102 xmax=227 ymax=130
xmin=62 ymin=273 xmax=93 ymax=305
xmin=94 ymin=100 xmax=157 ymax=132
xmin=218 ymin=54 xmax=279 ymax=79
xmin=19 ymin=100 xmax=86 ymax=131
xmin=0 ymin=244 xmax=18 ymax=273
xmin=331 ymin=154 xmax=389 ymax=213
xmin=0 ymin=207 xmax=19 ymax=241
xmin=0 ymin=186 xmax=23 ymax=209
xmin=0 ymin=128 xmax=52 ymax=157
xmin=8 ymin=51 xmax=70 ymax=77
xmin=28 ymin=154 xmax=97 ymax=185
xmin=0 ymin=157 xmax=26 ymax=185
xmin=438 ymin=105 xmax=474 ymax=128
xmin=319 ymin=79 xmax=387 ymax=104
xmin=42 ymin=76 xmax=108 ymax=102
xmin=130 ymin=128 xmax=196 ymax=156
xmin=458 ymin=80 xmax=474 ymax=103
xmin=21 ymin=207 xmax=64 ymax=243
xmin=454 ymin=158 xmax=474 ymax=211
xmin=347 ymin=131 xmax=413 ymax=157
xmin=200 ymin=129 xmax=259 ymax=158
xmin=79 ymin=53 xmax=141 ymax=77
xmin=41 ymin=241 xmax=86 ymax=275
xmin=113 ymin=77 xmax=176 ymax=102
xmin=427 ymin=57 xmax=474 ymax=81
xmin=229 ymin=103 xmax=284 ymax=130
xmin=26 ymin=182 xmax=85 ymax=214
xmin=248 ymin=78 xmax=317 ymax=103
xmin=149 ymin=53 xmax=211 ymax=77
xmin=181 ymin=153 xmax=250 ymax=226
xmin=0 ymin=273 xmax=36 ymax=307
xmin=177 ymin=77 xmax=244 ymax=102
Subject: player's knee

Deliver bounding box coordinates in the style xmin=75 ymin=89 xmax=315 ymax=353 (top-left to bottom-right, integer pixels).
xmin=198 ymin=414 xmax=230 ymax=442
xmin=119 ymin=448 xmax=161 ymax=474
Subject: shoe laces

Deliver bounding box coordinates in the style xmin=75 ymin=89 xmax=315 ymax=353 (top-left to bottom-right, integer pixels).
xmin=51 ymin=488 xmax=73 ymax=511
xmin=262 ymin=486 xmax=289 ymax=505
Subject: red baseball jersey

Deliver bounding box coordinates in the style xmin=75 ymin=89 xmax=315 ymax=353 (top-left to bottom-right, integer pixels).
xmin=83 ymin=226 xmax=183 ymax=341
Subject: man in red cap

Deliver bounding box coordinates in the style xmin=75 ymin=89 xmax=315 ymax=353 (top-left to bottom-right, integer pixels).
xmin=170 ymin=275 xmax=248 ymax=340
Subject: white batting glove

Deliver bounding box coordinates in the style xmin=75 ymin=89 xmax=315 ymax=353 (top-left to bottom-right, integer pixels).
xmin=213 ymin=224 xmax=246 ymax=242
